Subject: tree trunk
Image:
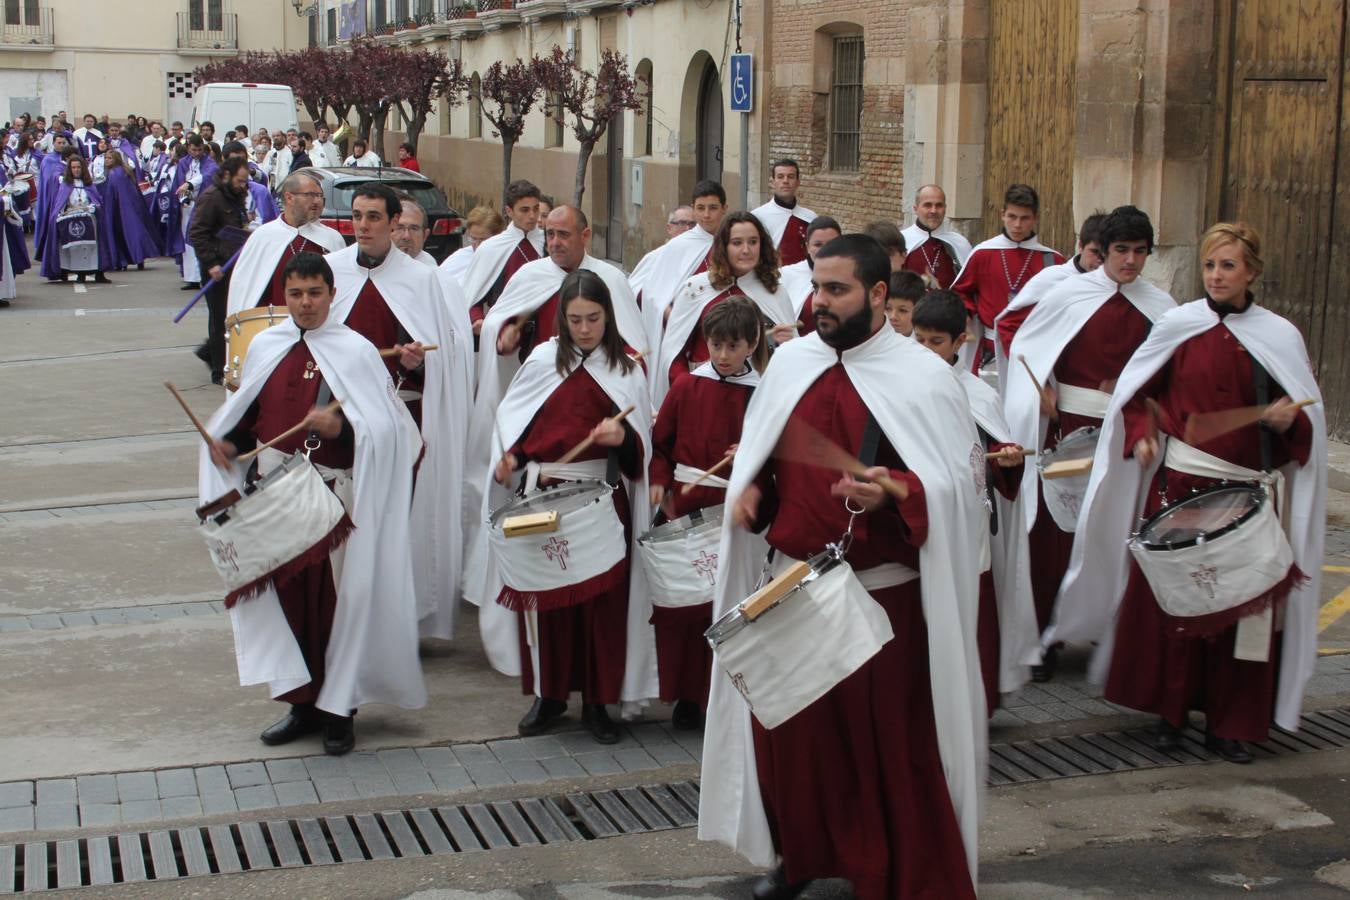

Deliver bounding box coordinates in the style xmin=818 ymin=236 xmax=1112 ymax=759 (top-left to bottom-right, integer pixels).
xmin=356 ymin=108 xmax=374 ymax=144
xmin=402 ymin=102 xmax=427 ymax=154
xmin=301 ymin=99 xmax=324 ymax=130
xmin=500 ymin=136 xmax=516 ymax=207
xmin=370 ymin=106 xmax=390 ymax=161
xmin=572 ymin=139 xmax=595 ymax=207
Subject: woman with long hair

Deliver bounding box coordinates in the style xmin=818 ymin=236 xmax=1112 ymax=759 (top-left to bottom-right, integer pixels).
xmin=39 ymin=156 xmax=112 ymax=283
xmin=481 ymin=268 xmax=655 ymax=746
xmin=99 ymin=147 xmax=162 ymax=269
xmin=654 ymin=209 xmax=795 ymax=406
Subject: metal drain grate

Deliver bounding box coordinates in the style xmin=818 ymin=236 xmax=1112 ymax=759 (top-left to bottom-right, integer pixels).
xmin=0 ymin=781 xmax=701 ymax=891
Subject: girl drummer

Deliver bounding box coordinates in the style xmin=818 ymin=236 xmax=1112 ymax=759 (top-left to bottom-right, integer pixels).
xmin=647 ymin=297 xmax=765 ymax=730
xmin=492 ymin=269 xmax=654 ymax=745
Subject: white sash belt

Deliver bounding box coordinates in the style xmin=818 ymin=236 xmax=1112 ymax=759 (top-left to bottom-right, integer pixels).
xmin=1164 ymin=437 xmax=1267 ymax=484
xmin=1056 ymin=383 xmax=1112 ymax=419
xmin=674 ymin=462 xmax=730 ymax=490
xmin=530 ymin=458 xmax=609 ymax=484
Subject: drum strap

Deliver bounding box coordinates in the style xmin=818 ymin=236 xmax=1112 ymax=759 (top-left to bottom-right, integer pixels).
xmin=1252 ymin=356 xmax=1273 ymax=474
xmin=307 ymin=379 xmax=333 ymax=447
xmin=858 ymin=413 xmax=882 ymax=468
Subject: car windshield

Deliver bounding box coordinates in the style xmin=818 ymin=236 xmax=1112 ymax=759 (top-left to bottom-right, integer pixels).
xmin=332 ymin=182 xmax=445 ymax=211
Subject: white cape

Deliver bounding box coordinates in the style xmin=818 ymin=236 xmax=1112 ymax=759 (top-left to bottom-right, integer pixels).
xmin=459 ymin=223 xmax=544 ymax=306
xmin=1004 ymin=266 xmax=1176 ymax=531
xmin=991 ymin=258 xmax=1081 ymax=395
xmin=778 ymin=259 xmax=813 ymax=313
xmin=1049 ymin=299 xmax=1327 ymax=730
xmin=698 ymin=325 xmax=987 ymax=885
xmin=655 ymin=271 xmax=795 ymax=408
xmin=439 ymin=244 xmax=475 ymax=284
xmin=901 ymin=221 xmax=973 ymax=268
xmin=953 ymin=232 xmax=1058 ymax=371
xmin=959 ymin=369 xmax=1041 ymax=691
xmin=628 ymin=226 xmax=715 ymax=354
xmin=328 ymin=244 xmax=471 ymax=640
xmin=225 ymin=216 xmax=347 ymax=317
xmin=749 ymin=200 xmax=816 ymax=249
xmin=468 ymin=340 xmax=660 ymax=705
xmin=197 ymin=319 xmax=425 ymax=713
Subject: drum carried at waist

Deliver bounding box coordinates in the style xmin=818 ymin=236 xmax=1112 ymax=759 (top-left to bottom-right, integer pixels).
xmin=196 ymin=451 xmax=353 ymax=607
xmin=56 ymin=210 xmax=98 ymax=272
xmin=225 ymin=306 xmax=290 ymax=391
xmin=488 ymin=478 xmax=626 ymax=610
xmin=705 ymin=547 xmax=896 ymax=729
xmin=1038 ymin=425 xmax=1099 ymax=531
xmin=638 ymin=505 xmax=723 ymax=609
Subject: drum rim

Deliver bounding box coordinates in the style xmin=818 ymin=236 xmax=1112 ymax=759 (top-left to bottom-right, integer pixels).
xmin=488 ymin=478 xmax=615 ymax=525
xmin=1038 ymin=424 xmax=1101 ymax=471
xmin=1134 ymin=482 xmax=1266 ymax=551
xmin=638 ymin=504 xmax=725 ymax=543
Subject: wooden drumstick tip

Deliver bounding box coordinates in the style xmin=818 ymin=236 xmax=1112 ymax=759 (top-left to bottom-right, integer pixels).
xmin=164 ymin=381 xmax=214 ymax=446
xmin=379 ymin=343 xmax=439 ymax=358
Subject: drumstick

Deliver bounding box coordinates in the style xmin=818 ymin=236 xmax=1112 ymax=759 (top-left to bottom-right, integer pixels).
xmin=774 ymin=419 xmax=910 ymax=502
xmin=1182 ymin=398 xmax=1316 ymax=447
xmin=680 ymin=452 xmax=735 ymax=494
xmin=236 ymin=400 xmax=342 ymax=463
xmin=378 ymin=343 xmax=439 ymax=358
xmin=164 ymin=381 xmax=214 ymax=445
xmin=985 ymin=447 xmax=1036 ymax=460
xmin=554 ymin=405 xmax=637 ymax=467
xmin=1144 ymin=397 xmax=1163 ymax=447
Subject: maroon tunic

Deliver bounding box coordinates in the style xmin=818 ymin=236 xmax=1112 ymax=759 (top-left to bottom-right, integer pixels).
xmin=261 ymin=233 xmax=328 ymax=306
xmin=469 ymin=235 xmax=540 ymax=326
xmin=748 ymin=363 xmax=974 ymax=900
xmin=667 ymin=284 xmax=746 ymax=387
xmin=224 ymin=341 xmax=354 ymax=705
xmin=978 ymin=439 xmax=1023 ymax=716
xmin=797 ymin=294 xmax=816 ymax=336
xmin=953 ymin=240 xmax=1064 ymax=372
xmin=507 ymin=366 xmax=643 ymax=705
xmin=903 ymin=235 xmax=960 ymax=289
xmin=778 ymin=214 xmax=809 ymax=267
xmin=1105 ymin=305 xmax=1312 ymax=740
xmin=648 ymin=372 xmax=753 ymax=705
xmin=343 ymin=276 xmax=425 ymax=425
xmin=1029 ymin=292 xmax=1152 ymax=630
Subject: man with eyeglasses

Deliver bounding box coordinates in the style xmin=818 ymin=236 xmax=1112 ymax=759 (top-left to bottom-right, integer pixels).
xmin=666 ymin=205 xmax=695 ymax=239
xmin=226 ymin=170 xmax=345 ymax=317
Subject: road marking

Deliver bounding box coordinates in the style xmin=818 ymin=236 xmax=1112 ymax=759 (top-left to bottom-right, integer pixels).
xmin=1319 ymin=586 xmax=1350 ymax=633
xmin=74 ymin=307 xmax=86 ymax=315
xmin=73 ymin=284 xmax=87 ymax=294
xmin=1324 ymin=565 xmax=1350 ymax=574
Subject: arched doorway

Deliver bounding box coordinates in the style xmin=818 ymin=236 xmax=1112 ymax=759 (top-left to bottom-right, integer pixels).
xmin=695 ymin=62 xmax=723 ymax=184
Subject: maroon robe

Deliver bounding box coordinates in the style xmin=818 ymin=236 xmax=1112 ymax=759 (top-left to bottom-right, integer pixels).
xmin=994 ymin=257 xmax=1085 ymax=355
xmin=507 ymin=366 xmax=643 ymax=705
xmin=262 ymin=234 xmax=328 ymax=307
xmin=979 ymin=439 xmax=1023 ymax=717
xmin=667 ymin=284 xmax=745 ymax=387
xmin=903 ymin=236 xmax=960 ymax=289
xmin=797 ymin=294 xmax=817 ymax=336
xmin=1029 ymin=293 xmax=1151 ymax=630
xmin=223 ymin=341 xmax=354 ymax=705
xmin=648 ymin=371 xmax=753 ymax=706
xmin=343 ymin=276 xmax=425 ymax=426
xmin=748 ymin=363 xmax=974 ymax=900
xmin=1105 ymin=305 xmax=1312 ymax=741
xmin=953 ymin=241 xmax=1064 ymax=371
xmin=778 ymin=215 xmax=809 ymax=267
xmin=469 ymin=236 xmax=541 ymax=327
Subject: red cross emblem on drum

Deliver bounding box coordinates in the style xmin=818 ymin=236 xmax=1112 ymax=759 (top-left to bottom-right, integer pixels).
xmin=691 ymin=550 xmax=718 ymax=586
xmin=1189 ymin=564 xmax=1219 ymax=600
xmin=213 ymin=539 xmax=241 ymax=573
xmin=541 ymin=536 xmax=570 ymax=571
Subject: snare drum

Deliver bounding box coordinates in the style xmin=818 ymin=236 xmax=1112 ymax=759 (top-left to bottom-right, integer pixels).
xmin=56 ymin=211 xmax=98 ymax=272
xmin=1128 ymin=484 xmax=1294 ymax=623
xmin=225 ymin=306 xmax=290 ymax=391
xmin=196 ymin=451 xmax=352 ymax=606
xmin=1038 ymin=425 xmax=1100 ymax=531
xmin=705 ymin=551 xmax=894 ymax=729
xmin=638 ymin=505 xmax=723 ymax=609
xmin=488 ymin=479 xmax=626 ymax=609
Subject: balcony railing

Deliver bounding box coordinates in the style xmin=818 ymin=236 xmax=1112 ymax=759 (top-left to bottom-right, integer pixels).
xmin=176 ymin=10 xmax=237 ymax=52
xmin=0 ymin=6 xmax=53 ymax=50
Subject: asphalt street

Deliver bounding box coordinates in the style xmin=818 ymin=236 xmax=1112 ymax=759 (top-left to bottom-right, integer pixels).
xmin=3 ymin=257 xmax=1350 ymax=897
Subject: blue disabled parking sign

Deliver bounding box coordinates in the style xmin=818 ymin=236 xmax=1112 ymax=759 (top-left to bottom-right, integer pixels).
xmin=730 ymin=53 xmax=753 ymax=112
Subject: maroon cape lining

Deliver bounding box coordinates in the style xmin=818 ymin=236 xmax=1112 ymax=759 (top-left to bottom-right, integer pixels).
xmin=1168 ymin=563 xmax=1307 ymax=638
xmin=222 ymin=513 xmax=356 ymax=609
xmin=497 ymin=561 xmax=627 ymax=612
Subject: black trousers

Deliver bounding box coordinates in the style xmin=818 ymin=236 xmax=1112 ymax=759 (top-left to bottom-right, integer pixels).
xmin=204 ymin=275 xmax=230 ymax=377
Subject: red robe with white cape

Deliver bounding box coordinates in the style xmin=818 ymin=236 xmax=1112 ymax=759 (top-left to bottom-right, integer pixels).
xmin=328 ymin=243 xmax=471 ymax=640
xmin=1048 ymin=299 xmax=1326 ymax=730
xmin=952 ymin=233 xmax=1061 ymax=371
xmin=197 ymin=319 xmax=425 ymax=714
xmin=225 ymin=215 xmax=346 ymax=317
xmin=467 ymin=340 xmax=660 ymax=705
xmin=750 ymin=199 xmax=816 ymax=266
xmin=628 ymin=225 xmax=715 ymax=352
xmin=698 ymin=325 xmax=987 ymax=887
xmin=991 ymin=257 xmax=1081 ymax=394
xmin=458 ymin=222 xmax=544 ymax=306
xmin=901 ymin=221 xmax=972 ymax=289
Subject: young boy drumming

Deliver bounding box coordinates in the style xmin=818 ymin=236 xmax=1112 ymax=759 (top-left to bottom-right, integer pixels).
xmin=885 ymin=270 xmax=928 ymax=338
xmin=647 ymin=298 xmax=765 ymax=730
xmin=911 ymin=290 xmax=1041 ymax=713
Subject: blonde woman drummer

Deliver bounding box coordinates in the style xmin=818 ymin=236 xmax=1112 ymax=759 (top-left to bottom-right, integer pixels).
xmin=1053 ymin=223 xmax=1325 ymax=764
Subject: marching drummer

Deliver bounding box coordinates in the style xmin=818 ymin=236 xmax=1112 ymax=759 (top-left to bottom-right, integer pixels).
xmin=200 ymin=252 xmax=425 ymax=755
xmin=1054 ymin=223 xmax=1324 ymax=764
xmin=1004 ymin=205 xmax=1175 ymax=680
xmin=647 ymin=297 xmax=765 ymax=730
xmin=478 ymin=269 xmax=657 ymax=745
xmin=701 ymin=235 xmax=985 ymax=899
xmin=910 ymin=290 xmax=1041 ymax=715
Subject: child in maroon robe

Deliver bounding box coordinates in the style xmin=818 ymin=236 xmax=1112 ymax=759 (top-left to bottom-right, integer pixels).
xmin=647 ymin=298 xmax=765 ymax=729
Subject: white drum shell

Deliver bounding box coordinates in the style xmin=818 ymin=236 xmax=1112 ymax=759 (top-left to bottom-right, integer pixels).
xmin=639 ymin=507 xmax=723 ymax=609
xmin=489 ymin=486 xmax=625 ymax=593
xmin=1039 ymin=427 xmax=1100 ymax=532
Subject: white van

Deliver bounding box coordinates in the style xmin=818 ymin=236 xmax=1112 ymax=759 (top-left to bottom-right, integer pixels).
xmin=191 ymin=83 xmax=298 ymax=136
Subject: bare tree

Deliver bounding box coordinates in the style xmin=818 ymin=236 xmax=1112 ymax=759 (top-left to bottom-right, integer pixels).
xmin=477 ymin=58 xmax=543 ymax=205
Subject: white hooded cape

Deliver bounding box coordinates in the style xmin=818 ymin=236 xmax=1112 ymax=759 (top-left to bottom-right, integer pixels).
xmin=959 ymin=369 xmax=1041 ymax=691
xmin=439 ymin=244 xmax=475 ymax=285
xmin=467 ymin=340 xmax=660 ymax=705
xmin=655 ymin=271 xmax=795 ymax=409
xmin=459 ymin=223 xmax=544 ymax=306
xmin=1004 ymin=266 xmax=1176 ymax=531
xmin=953 ymin=232 xmax=1058 ymax=371
xmin=328 ymin=243 xmax=470 ymax=640
xmin=225 ymin=216 xmax=347 ymax=317
xmin=698 ymin=325 xmax=987 ymax=884
xmin=628 ymin=226 xmax=715 ymax=353
xmin=196 ymin=319 xmax=426 ymax=713
xmin=991 ymin=258 xmax=1082 ymax=395
xmin=749 ymin=199 xmax=817 ymax=249
xmin=1048 ymin=299 xmax=1327 ymax=730
xmin=778 ymin=259 xmax=813 ymax=313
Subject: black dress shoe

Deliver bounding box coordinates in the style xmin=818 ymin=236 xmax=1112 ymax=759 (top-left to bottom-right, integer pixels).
xmin=671 ymin=699 xmax=703 ymax=731
xmin=323 ymin=714 xmax=356 ymax=756
xmin=1205 ymin=732 xmax=1254 ymax=764
xmin=193 ymin=341 xmax=211 ymax=363
xmin=751 ymin=864 xmax=806 ymax=900
xmin=1030 ymin=645 xmax=1059 ymax=682
xmin=259 ymin=704 xmax=320 ymax=746
xmin=582 ymin=703 xmax=620 ymax=744
xmin=0 ymin=298 xmax=9 ymax=308
xmin=180 ymin=282 xmax=198 ymax=291
xmin=518 ymin=697 xmax=568 ymax=736
xmin=94 ymin=273 xmax=110 ymax=284
xmin=210 ymin=371 xmax=224 ymax=386
xmin=1153 ymin=719 xmax=1183 ymax=752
